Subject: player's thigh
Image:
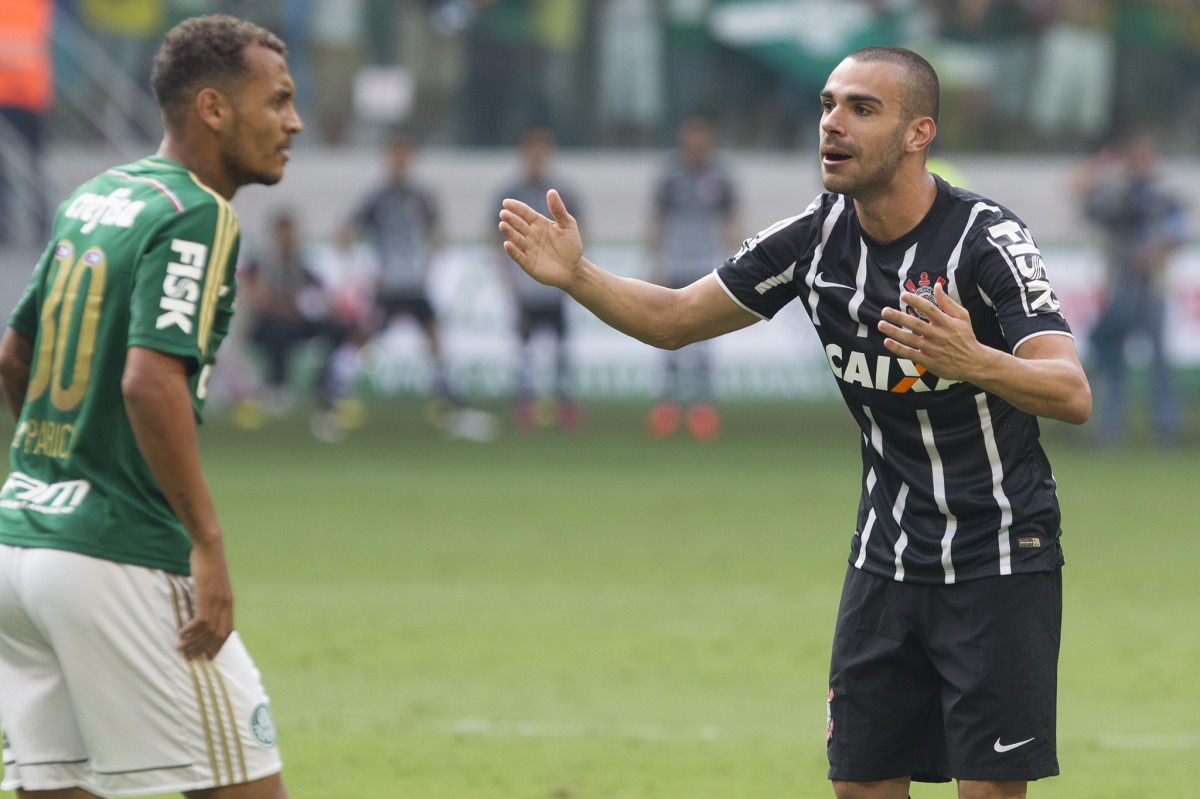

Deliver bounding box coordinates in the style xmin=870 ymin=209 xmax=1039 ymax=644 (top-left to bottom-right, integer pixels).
xmin=23 ymin=550 xmax=282 ymax=794
xmin=827 ymin=567 xmax=948 ymax=782
xmin=931 ymin=571 xmax=1061 ymax=781
xmin=0 ymin=545 xmax=92 ymax=792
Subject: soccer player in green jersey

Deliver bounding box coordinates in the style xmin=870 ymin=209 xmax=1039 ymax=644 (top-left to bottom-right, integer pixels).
xmin=0 ymin=15 xmax=300 ymax=798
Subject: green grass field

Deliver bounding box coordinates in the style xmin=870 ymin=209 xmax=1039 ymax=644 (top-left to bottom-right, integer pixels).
xmin=3 ymin=400 xmax=1199 ymax=798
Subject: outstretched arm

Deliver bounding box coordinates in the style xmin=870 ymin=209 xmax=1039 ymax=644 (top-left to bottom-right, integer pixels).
xmin=499 ymin=190 xmax=757 ymax=349
xmin=879 ymin=283 xmax=1092 ymax=424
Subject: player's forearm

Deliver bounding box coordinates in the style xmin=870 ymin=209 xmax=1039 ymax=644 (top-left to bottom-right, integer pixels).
xmin=123 ymin=349 xmax=225 ymax=547
xmin=0 ymin=328 xmax=33 ymax=421
xmin=963 ymin=346 xmax=1092 ymax=425
xmin=564 ymin=257 xmax=697 ymax=350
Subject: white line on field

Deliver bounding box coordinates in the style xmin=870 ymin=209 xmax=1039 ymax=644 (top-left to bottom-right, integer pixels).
xmin=447 ymin=718 xmax=722 ymax=741
xmin=1096 ymin=734 xmax=1200 ymax=750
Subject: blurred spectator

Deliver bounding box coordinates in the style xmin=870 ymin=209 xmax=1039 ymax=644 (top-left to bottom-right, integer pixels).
xmin=531 ymin=0 xmax=587 ymax=145
xmin=491 ymin=126 xmax=585 ymax=431
xmin=1111 ymin=0 xmax=1187 ymax=142
xmin=1028 ymin=0 xmax=1115 ymax=149
xmin=343 ymin=132 xmax=459 ymax=414
xmin=645 ymin=116 xmax=740 ymax=441
xmin=597 ymin=0 xmax=663 ymax=146
xmin=240 ymin=211 xmax=359 ymax=441
xmin=309 ymin=0 xmax=365 ymax=143
xmin=0 ymin=0 xmax=53 ymax=245
xmin=930 ymin=0 xmax=1035 ymax=150
xmin=459 ymin=0 xmax=539 ymax=146
xmin=78 ymin=0 xmax=164 ymax=87
xmin=663 ymin=0 xmax=718 ymax=137
xmin=1076 ymin=133 xmax=1187 ymax=446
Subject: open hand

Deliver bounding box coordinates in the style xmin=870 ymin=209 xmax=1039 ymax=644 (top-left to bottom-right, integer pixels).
xmin=498 ymin=189 xmax=584 ymax=290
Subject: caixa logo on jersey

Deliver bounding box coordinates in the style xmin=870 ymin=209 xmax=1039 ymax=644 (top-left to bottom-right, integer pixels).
xmin=156 ymin=239 xmax=209 ymax=334
xmin=825 ymin=344 xmax=960 ymax=393
xmin=0 ymin=472 xmax=91 ymax=515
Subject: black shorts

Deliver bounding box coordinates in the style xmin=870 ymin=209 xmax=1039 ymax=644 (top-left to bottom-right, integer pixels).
xmin=827 ymin=566 xmax=1061 ymax=784
xmin=377 ymin=290 xmax=436 ymax=326
xmin=519 ymin=302 xmax=566 ymax=338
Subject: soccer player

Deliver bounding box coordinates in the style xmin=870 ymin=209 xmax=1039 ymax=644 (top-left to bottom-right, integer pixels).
xmin=645 ymin=115 xmax=741 ymax=440
xmin=0 ymin=14 xmax=301 ymax=798
xmin=342 ymin=132 xmax=458 ymax=419
xmin=491 ymin=126 xmax=585 ymax=431
xmin=500 ymin=47 xmax=1092 ymax=799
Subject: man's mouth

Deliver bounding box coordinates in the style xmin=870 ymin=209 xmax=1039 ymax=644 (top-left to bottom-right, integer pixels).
xmin=822 ymin=148 xmax=853 ymax=165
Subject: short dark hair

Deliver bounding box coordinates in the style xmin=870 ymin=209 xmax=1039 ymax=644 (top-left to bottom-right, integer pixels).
xmin=846 ymin=46 xmax=940 ymax=125
xmin=151 ymin=14 xmax=287 ymax=130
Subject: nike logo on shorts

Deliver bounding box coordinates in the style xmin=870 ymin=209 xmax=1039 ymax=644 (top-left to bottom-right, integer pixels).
xmin=814 ymin=273 xmax=855 ymax=291
xmin=993 ymin=736 xmax=1035 ymax=753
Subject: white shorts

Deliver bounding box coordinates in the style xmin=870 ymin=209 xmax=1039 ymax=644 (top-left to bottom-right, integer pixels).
xmin=0 ymin=544 xmax=283 ymax=797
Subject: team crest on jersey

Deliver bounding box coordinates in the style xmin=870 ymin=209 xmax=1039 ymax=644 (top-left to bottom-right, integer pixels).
xmin=250 ymin=703 xmax=277 ymax=747
xmin=904 ymin=272 xmax=945 ymax=320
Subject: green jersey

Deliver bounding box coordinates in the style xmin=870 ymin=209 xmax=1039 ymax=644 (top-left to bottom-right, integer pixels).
xmin=0 ymin=157 xmax=240 ymax=574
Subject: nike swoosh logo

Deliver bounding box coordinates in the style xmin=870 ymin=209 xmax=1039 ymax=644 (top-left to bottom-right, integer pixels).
xmin=993 ymin=736 xmax=1035 ymax=753
xmin=814 ymin=272 xmax=855 ymax=291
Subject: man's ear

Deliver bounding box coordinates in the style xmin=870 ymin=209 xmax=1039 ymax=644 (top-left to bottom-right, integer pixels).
xmin=906 ymin=116 xmax=936 ymax=154
xmin=195 ymin=87 xmax=231 ymax=132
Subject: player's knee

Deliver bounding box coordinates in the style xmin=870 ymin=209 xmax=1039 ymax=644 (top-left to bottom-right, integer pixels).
xmin=957 ymin=779 xmax=1026 ymax=799
xmin=831 ymin=778 xmax=911 ymax=799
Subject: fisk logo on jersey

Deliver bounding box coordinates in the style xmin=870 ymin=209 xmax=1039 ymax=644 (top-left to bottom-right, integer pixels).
xmin=0 ymin=472 xmax=91 ymax=515
xmin=65 ymin=188 xmax=148 ymax=234
xmin=986 ymin=221 xmax=1060 ymax=312
xmin=156 ymin=239 xmax=209 ymax=334
xmin=825 ymin=344 xmax=959 ymax=393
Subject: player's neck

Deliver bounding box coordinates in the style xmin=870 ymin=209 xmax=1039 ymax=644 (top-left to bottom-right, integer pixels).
xmin=852 ymin=169 xmax=937 ymax=244
xmin=156 ymin=136 xmax=237 ymax=200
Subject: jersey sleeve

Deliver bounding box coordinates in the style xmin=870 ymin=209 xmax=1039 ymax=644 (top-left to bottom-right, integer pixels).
xmin=970 ymin=214 xmax=1072 ymax=351
xmin=715 ymin=200 xmax=822 ymax=321
xmin=127 ymin=198 xmax=240 ymax=374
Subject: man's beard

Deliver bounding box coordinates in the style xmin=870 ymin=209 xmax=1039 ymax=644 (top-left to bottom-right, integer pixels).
xmin=823 ymin=125 xmax=906 ymax=199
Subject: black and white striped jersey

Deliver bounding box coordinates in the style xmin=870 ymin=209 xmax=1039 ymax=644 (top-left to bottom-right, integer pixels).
xmin=716 ymin=175 xmax=1073 ymax=585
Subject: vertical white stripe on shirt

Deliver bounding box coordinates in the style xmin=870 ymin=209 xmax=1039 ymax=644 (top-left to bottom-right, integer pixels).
xmin=891 ymin=483 xmax=910 ymax=582
xmin=804 ymin=195 xmax=845 ymax=327
xmin=975 ymin=393 xmax=1014 ymax=575
xmin=944 ymin=201 xmax=996 ymax=303
xmin=850 ymin=242 xmax=870 ymax=337
xmin=855 ymin=466 xmax=878 ymax=569
xmin=917 ymin=409 xmax=958 ymax=584
xmin=895 ymin=242 xmax=918 ymax=314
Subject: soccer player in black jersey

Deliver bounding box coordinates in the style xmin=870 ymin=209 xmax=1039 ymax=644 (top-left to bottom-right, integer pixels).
xmin=499 ymin=47 xmax=1091 ymax=799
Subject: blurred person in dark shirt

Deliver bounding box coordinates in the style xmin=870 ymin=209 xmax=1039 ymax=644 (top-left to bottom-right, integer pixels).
xmin=242 ymin=210 xmax=356 ymax=440
xmin=1076 ymin=132 xmax=1187 ymax=445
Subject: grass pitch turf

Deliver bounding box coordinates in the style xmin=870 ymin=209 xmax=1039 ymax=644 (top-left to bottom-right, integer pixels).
xmin=2 ymin=400 xmax=1197 ymax=798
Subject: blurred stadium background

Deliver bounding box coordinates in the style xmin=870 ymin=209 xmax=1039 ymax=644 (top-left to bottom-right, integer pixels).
xmin=1 ymin=2 xmax=1199 ymax=798
xmin=4 ymin=0 xmax=1200 ymax=411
